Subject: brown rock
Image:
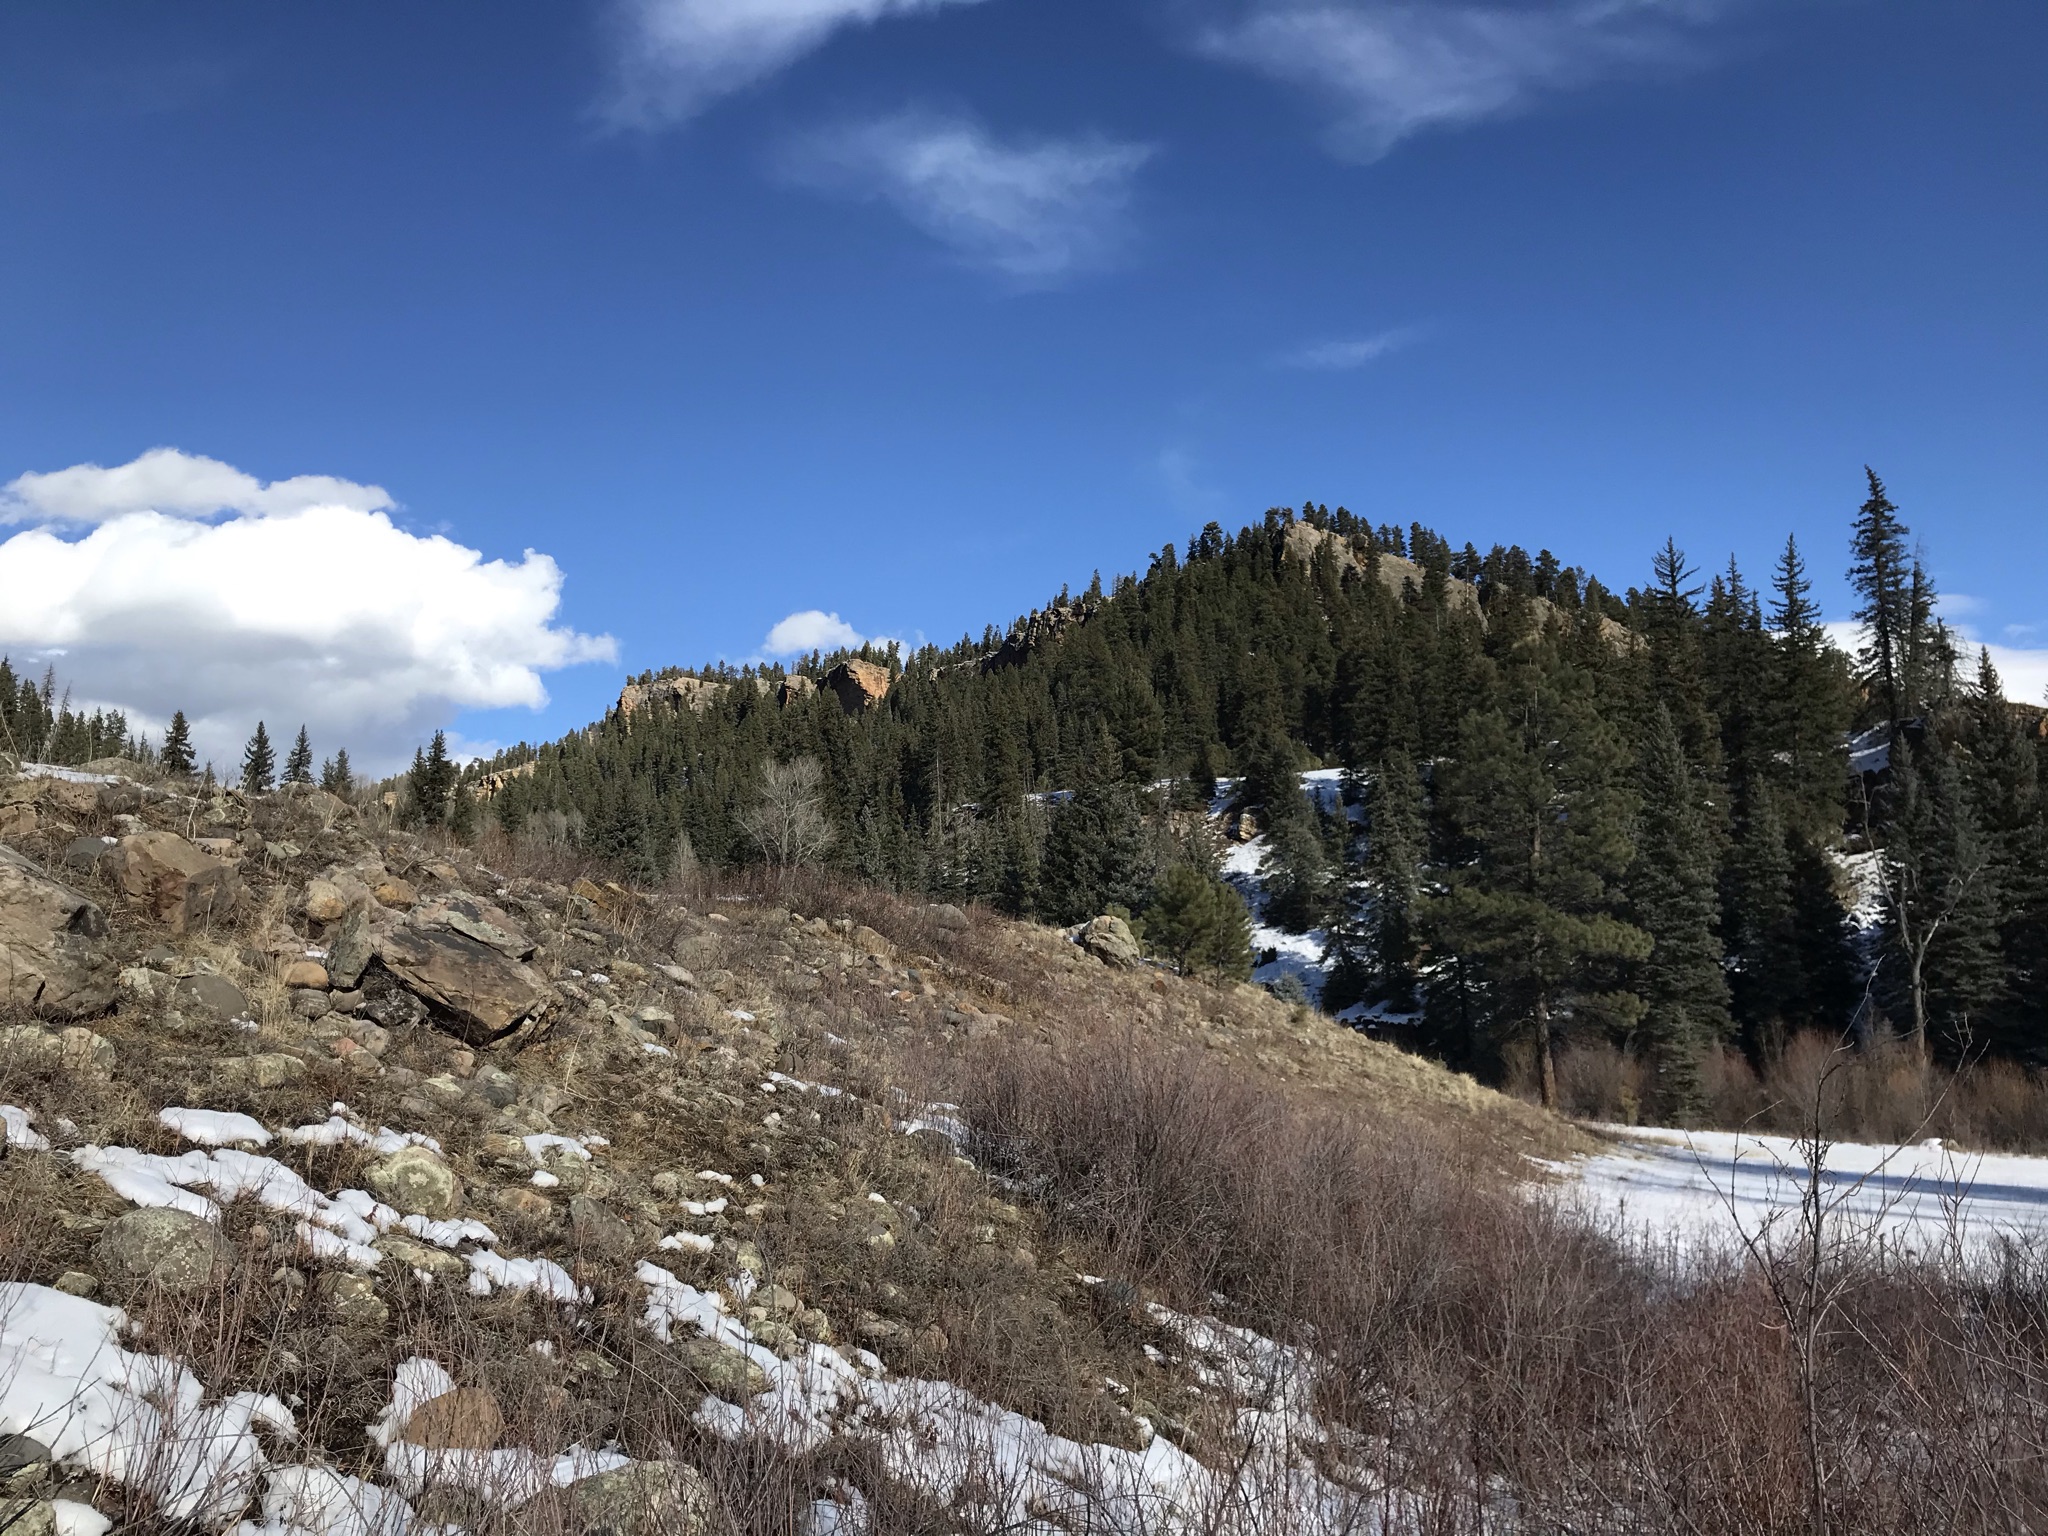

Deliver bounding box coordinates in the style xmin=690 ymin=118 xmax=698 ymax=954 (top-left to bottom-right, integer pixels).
xmin=495 ymin=1186 xmax=554 ymax=1221
xmin=373 ymin=924 xmax=550 ymax=1045
xmin=821 ymin=658 xmax=891 ymax=715
xmin=0 ymin=803 xmax=37 ymax=841
xmin=373 ymin=878 xmax=417 ymax=910
xmin=364 ymin=1145 xmax=463 ymax=1218
xmin=281 ymin=959 xmax=329 ymax=990
xmin=104 ymin=830 xmax=241 ymax=933
xmin=403 ymin=1386 xmax=503 ymax=1450
xmin=413 ymin=895 xmax=533 ymax=959
xmin=0 ymin=846 xmax=115 ymax=1018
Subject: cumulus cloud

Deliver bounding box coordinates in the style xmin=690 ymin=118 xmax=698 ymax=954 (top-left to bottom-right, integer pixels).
xmin=2 ymin=446 xmax=393 ymax=525
xmin=604 ymin=0 xmax=986 ymax=127
xmin=783 ymin=109 xmax=1155 ymax=283
xmin=0 ymin=452 xmax=613 ymax=773
xmin=1279 ymin=327 xmax=1419 ymax=369
xmin=763 ymin=609 xmax=867 ymax=655
xmin=1195 ymin=0 xmax=1737 ymax=161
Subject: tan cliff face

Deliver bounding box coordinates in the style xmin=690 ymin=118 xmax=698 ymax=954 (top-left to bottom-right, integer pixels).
xmin=614 ymin=672 xmax=824 ymax=722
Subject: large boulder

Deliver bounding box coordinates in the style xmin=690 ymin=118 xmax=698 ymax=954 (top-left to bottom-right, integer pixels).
xmin=0 ymin=846 xmax=115 ymax=1018
xmin=93 ymin=1208 xmax=228 ymax=1292
xmin=373 ymin=923 xmax=549 ymax=1044
xmin=1078 ymin=914 xmax=1143 ymax=969
xmin=412 ymin=894 xmax=534 ymax=959
xmin=104 ymin=831 xmax=242 ymax=933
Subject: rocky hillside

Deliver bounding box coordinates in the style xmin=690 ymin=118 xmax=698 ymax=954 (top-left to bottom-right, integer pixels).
xmin=0 ymin=759 xmax=1575 ymax=1536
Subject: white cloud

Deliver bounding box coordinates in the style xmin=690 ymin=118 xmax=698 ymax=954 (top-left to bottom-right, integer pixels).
xmin=783 ymin=109 xmax=1156 ymax=283
xmin=604 ymin=0 xmax=985 ymax=127
xmin=0 ymin=453 xmax=614 ymax=773
xmin=764 ymin=609 xmax=867 ymax=654
xmin=1195 ymin=0 xmax=1734 ymax=161
xmin=2 ymin=447 xmax=392 ymax=525
xmin=1279 ymin=327 xmax=1418 ymax=369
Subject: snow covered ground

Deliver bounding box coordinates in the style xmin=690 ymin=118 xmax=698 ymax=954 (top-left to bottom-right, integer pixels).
xmin=1212 ymin=771 xmax=1352 ymax=1007
xmin=1566 ymin=1126 xmax=2048 ymax=1262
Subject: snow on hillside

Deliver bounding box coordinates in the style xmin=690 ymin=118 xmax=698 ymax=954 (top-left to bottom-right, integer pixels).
xmin=1212 ymin=771 xmax=1349 ymax=1007
xmin=1565 ymin=1126 xmax=2048 ymax=1261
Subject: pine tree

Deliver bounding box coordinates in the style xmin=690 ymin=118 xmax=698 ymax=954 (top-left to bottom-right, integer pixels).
xmin=1961 ymin=653 xmax=2048 ymax=1051
xmin=1849 ymin=469 xmax=1915 ymax=728
xmin=1424 ymin=644 xmax=1651 ymax=1105
xmin=1360 ymin=754 xmax=1426 ymax=1006
xmin=159 ymin=711 xmax=195 ymax=777
xmin=284 ymin=725 xmax=314 ymax=785
xmin=1146 ymin=863 xmax=1253 ymax=978
xmin=1627 ymin=705 xmax=1732 ymax=1120
xmin=1765 ymin=536 xmax=1852 ymax=844
xmin=1721 ymin=781 xmax=1802 ymax=1052
xmin=240 ymin=722 xmax=276 ymax=794
xmin=320 ymin=749 xmax=354 ymax=795
xmin=407 ymin=730 xmax=458 ymax=827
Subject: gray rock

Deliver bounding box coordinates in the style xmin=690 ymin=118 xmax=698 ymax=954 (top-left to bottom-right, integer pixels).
xmin=0 ymin=1434 xmax=50 ymax=1476
xmin=317 ymin=1271 xmax=389 ymax=1327
xmin=365 ymin=1145 xmax=463 ymax=1219
xmin=927 ymin=902 xmax=971 ymax=931
xmin=290 ymin=988 xmax=332 ymax=1019
xmin=172 ymin=972 xmax=251 ymax=1020
xmin=374 ymin=1232 xmax=468 ymax=1281
xmin=1079 ymin=914 xmax=1144 ymax=969
xmin=93 ymin=1208 xmax=228 ymax=1292
xmin=60 ymin=836 xmax=112 ymax=873
xmin=553 ymin=1461 xmax=712 ymax=1536
xmin=325 ymin=904 xmax=375 ymax=989
xmin=472 ymin=1065 xmax=518 ymax=1107
xmin=0 ymin=1499 xmax=55 ymax=1536
xmin=216 ymin=1053 xmax=307 ymax=1089
xmin=568 ymin=1195 xmax=633 ymax=1258
xmin=672 ymin=1336 xmax=769 ymax=1401
xmin=0 ymin=846 xmax=115 ymax=1019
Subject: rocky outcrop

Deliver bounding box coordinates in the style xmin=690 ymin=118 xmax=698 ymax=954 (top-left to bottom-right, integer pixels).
xmin=1282 ymin=522 xmax=1487 ymax=623
xmin=971 ymin=601 xmax=1090 ymax=676
xmin=822 ymin=659 xmax=892 ymax=715
xmin=373 ymin=921 xmax=549 ymax=1044
xmin=104 ymin=830 xmax=242 ymax=934
xmin=472 ymin=760 xmax=537 ymax=801
xmin=0 ymin=846 xmax=115 ymax=1019
xmin=617 ymin=673 xmax=730 ymax=717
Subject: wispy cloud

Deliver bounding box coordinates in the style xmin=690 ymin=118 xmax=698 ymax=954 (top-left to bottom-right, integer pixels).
xmin=1194 ymin=0 xmax=1740 ymax=161
xmin=782 ymin=109 xmax=1156 ymax=284
xmin=603 ymin=0 xmax=986 ymax=128
xmin=763 ymin=608 xmax=866 ymax=654
xmin=1279 ymin=326 xmax=1419 ymax=369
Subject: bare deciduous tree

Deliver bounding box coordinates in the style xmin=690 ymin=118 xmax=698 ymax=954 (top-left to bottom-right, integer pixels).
xmin=738 ymin=756 xmax=835 ymax=881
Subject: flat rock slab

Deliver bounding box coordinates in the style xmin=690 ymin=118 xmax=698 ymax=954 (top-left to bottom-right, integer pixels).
xmin=374 ymin=923 xmax=549 ymax=1045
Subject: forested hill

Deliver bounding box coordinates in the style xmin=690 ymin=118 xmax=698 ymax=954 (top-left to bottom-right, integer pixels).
xmin=465 ymin=475 xmax=2048 ymax=1111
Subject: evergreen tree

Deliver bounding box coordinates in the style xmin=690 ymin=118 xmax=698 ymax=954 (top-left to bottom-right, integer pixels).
xmin=1037 ymin=737 xmax=1155 ymax=924
xmin=159 ymin=711 xmax=196 ymax=777
xmin=1424 ymin=644 xmax=1650 ymax=1104
xmin=1961 ymin=653 xmax=2048 ymax=1051
xmin=240 ymin=722 xmax=276 ymax=794
xmin=1849 ymin=469 xmax=1915 ymax=728
xmin=1721 ymin=781 xmax=1802 ymax=1053
xmin=407 ymin=730 xmax=458 ymax=827
xmin=1353 ymin=754 xmax=1426 ymax=1008
xmin=1626 ymin=706 xmax=1732 ymax=1120
xmin=1145 ymin=863 xmax=1253 ymax=978
xmin=1879 ymin=735 xmax=2000 ymax=1059
xmin=284 ymin=725 xmax=314 ymax=785
xmin=1764 ymin=536 xmax=1852 ymax=844
xmin=320 ymin=749 xmax=354 ymax=796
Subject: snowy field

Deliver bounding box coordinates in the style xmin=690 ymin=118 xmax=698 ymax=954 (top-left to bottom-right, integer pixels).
xmin=1566 ymin=1126 xmax=2048 ymax=1262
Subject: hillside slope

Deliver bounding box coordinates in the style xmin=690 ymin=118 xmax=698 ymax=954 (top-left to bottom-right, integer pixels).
xmin=0 ymin=759 xmax=1576 ymax=1536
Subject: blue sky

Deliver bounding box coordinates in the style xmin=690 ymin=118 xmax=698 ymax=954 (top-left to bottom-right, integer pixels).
xmin=1 ymin=1 xmax=2043 ymax=769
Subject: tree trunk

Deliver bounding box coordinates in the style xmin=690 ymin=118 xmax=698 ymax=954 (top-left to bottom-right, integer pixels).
xmin=1907 ymin=936 xmax=1929 ymax=1062
xmin=1536 ymin=995 xmax=1558 ymax=1109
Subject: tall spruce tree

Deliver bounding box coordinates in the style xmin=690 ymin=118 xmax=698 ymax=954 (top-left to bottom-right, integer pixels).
xmin=320 ymin=749 xmax=354 ymax=796
xmin=1961 ymin=653 xmax=2048 ymax=1051
xmin=1849 ymin=469 xmax=1915 ymax=728
xmin=1765 ymin=536 xmax=1852 ymax=844
xmin=240 ymin=722 xmax=275 ymax=794
xmin=159 ymin=711 xmax=195 ymax=776
xmin=407 ymin=730 xmax=458 ymax=828
xmin=284 ymin=725 xmax=314 ymax=785
xmin=1627 ymin=706 xmax=1732 ymax=1120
